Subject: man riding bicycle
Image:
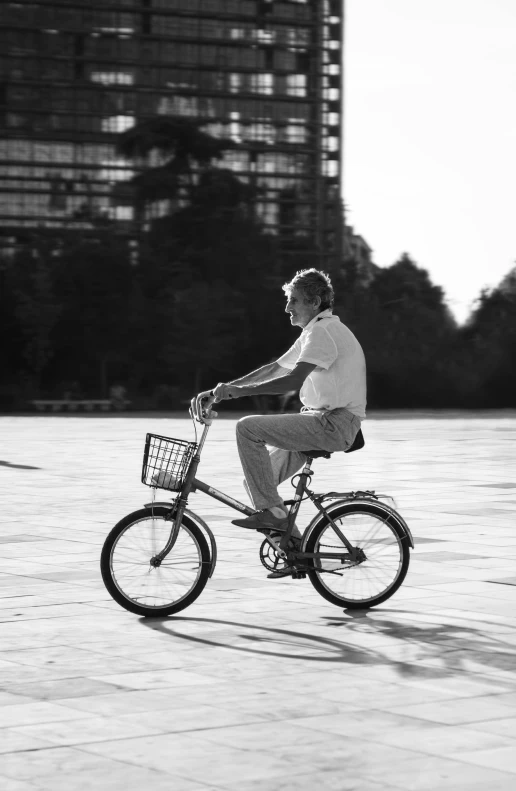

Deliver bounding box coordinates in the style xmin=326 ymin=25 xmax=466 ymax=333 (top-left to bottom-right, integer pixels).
xmin=197 ymin=268 xmax=366 ymax=542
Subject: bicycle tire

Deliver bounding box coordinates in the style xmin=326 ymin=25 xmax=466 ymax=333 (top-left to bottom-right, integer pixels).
xmin=100 ymin=507 xmax=211 ymax=617
xmin=305 ymin=501 xmax=410 ymax=609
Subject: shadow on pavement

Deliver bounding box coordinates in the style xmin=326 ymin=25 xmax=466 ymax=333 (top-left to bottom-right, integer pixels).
xmin=326 ymin=609 xmax=516 ymax=679
xmin=0 ymin=459 xmax=41 ymax=469
xmin=139 ymin=612 xmax=516 ymax=681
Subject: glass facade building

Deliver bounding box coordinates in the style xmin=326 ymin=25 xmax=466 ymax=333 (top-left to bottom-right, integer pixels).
xmin=0 ymin=0 xmax=343 ymax=266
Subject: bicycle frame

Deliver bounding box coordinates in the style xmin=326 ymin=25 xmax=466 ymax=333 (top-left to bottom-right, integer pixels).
xmin=149 ymin=414 xmax=364 ymax=570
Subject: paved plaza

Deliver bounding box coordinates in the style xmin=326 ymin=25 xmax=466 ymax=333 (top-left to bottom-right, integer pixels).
xmin=1 ymin=411 xmax=516 ymax=790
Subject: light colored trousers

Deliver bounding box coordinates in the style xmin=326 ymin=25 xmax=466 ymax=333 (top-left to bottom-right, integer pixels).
xmin=236 ymin=407 xmax=362 ymax=511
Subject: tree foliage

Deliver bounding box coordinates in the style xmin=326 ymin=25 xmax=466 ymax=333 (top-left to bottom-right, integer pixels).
xmin=3 ymin=236 xmax=515 ymax=410
xmin=460 ymin=266 xmax=516 ymax=406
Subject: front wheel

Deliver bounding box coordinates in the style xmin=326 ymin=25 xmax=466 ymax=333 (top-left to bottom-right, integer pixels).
xmin=100 ymin=507 xmax=211 ymax=617
xmin=305 ymin=502 xmax=410 ymax=609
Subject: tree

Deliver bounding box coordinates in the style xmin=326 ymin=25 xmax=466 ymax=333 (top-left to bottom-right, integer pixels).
xmin=462 ymin=266 xmax=516 ymax=406
xmin=7 ymin=244 xmax=61 ymax=394
xmin=132 ymin=169 xmax=288 ymax=395
xmin=159 ymin=281 xmax=245 ymax=394
xmin=337 ymin=253 xmax=458 ymax=407
xmin=115 ymin=118 xmax=291 ymax=394
xmin=49 ymin=233 xmax=136 ymax=396
xmin=116 ymin=118 xmax=232 ymax=221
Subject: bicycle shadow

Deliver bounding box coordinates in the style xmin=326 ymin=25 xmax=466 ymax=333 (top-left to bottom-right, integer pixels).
xmin=327 ymin=609 xmax=516 ymax=679
xmin=0 ymin=459 xmax=41 ymax=470
xmin=139 ymin=610 xmax=516 ymax=681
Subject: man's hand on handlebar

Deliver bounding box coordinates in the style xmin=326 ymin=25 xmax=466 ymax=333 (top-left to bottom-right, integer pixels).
xmin=192 ymin=384 xmax=243 ymax=422
xmin=213 ymin=382 xmax=241 ymax=402
xmin=192 ymin=390 xmax=217 ymax=422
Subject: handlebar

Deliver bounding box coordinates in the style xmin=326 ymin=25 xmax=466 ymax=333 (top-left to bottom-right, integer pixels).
xmin=190 ymin=391 xmax=218 ymax=425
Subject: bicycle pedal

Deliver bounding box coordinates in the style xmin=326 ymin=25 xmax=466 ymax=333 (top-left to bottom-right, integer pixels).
xmin=291 ymin=570 xmax=306 ymax=580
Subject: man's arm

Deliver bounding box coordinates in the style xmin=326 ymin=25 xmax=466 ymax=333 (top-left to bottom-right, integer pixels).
xmin=199 ymin=361 xmax=289 ymax=412
xmin=216 ymin=361 xmax=316 ymax=401
xmin=228 ymin=361 xmax=285 ymax=387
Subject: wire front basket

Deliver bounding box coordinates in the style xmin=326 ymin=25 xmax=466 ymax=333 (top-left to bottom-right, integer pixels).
xmin=142 ymin=434 xmax=197 ymax=492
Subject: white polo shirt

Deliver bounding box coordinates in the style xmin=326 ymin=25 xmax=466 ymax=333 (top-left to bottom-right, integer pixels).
xmin=277 ymin=309 xmax=367 ymax=419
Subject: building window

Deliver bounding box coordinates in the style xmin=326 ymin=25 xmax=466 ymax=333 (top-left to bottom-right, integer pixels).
xmin=250 ymin=73 xmax=274 ymax=95
xmin=286 ymin=74 xmax=307 ymax=97
xmin=101 ymin=115 xmax=135 ymax=133
xmin=219 ymin=150 xmax=249 ymax=173
xmin=99 ymin=159 xmax=133 ymax=183
xmin=284 ymin=120 xmax=307 ymax=144
xmin=252 ymin=29 xmax=275 ymax=45
xmin=91 ymin=71 xmax=134 ymax=85
xmin=323 ymin=160 xmax=338 ymax=178
xmin=244 ymin=122 xmax=275 ymax=144
xmin=157 ymin=96 xmax=199 ymax=117
xmin=229 ymin=111 xmax=242 ymax=144
xmin=229 ymin=73 xmax=242 ymax=94
xmin=286 ymin=28 xmax=310 ymax=48
xmin=255 ymin=155 xmax=277 ymax=174
xmin=109 ymin=206 xmax=134 ymax=220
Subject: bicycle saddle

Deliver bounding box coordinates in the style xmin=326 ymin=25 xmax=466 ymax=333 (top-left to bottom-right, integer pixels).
xmin=303 ymin=450 xmax=332 ymax=459
xmin=302 ymin=429 xmax=365 ymax=460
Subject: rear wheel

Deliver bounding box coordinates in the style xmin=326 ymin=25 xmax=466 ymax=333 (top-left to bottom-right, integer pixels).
xmin=100 ymin=507 xmax=211 ymax=617
xmin=306 ymin=502 xmax=410 ymax=608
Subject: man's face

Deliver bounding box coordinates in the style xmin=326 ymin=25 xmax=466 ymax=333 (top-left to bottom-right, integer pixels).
xmin=285 ymin=287 xmax=319 ymax=328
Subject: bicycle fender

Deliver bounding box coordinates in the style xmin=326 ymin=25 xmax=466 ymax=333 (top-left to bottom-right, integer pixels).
xmin=184 ymin=508 xmax=218 ymax=578
xmin=301 ymin=498 xmax=414 ymax=550
xmin=144 ymin=502 xmax=218 ymax=576
xmin=376 ymin=501 xmax=415 ymax=548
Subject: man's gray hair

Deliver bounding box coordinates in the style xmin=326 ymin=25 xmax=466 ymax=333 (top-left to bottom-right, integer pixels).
xmin=282 ymin=268 xmax=334 ymax=311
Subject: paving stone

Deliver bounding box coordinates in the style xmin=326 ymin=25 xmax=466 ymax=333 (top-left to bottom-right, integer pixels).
xmin=1 ymin=412 xmax=516 ymax=789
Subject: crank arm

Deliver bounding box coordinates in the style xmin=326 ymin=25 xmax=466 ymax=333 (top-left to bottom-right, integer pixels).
xmin=265 ymin=534 xmax=287 ymax=560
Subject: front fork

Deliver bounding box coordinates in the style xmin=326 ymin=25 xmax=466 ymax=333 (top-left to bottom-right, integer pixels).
xmin=149 ymin=503 xmax=184 ymax=567
xmin=150 ymin=455 xmax=200 ymax=567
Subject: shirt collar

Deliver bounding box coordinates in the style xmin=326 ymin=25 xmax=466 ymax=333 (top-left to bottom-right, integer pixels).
xmin=301 ymin=308 xmax=336 ymax=333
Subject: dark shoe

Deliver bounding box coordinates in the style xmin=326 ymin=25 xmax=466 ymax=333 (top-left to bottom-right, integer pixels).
xmin=267 ymin=567 xmax=294 ymax=579
xmin=231 ymin=509 xmax=289 ymax=530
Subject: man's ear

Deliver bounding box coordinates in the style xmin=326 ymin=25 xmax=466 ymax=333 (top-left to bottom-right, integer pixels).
xmin=313 ymin=295 xmax=322 ymax=309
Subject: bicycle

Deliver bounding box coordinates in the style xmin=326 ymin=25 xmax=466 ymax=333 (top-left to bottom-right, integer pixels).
xmin=100 ymin=398 xmax=415 ymax=617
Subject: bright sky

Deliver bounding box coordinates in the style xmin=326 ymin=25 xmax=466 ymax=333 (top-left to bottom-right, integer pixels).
xmin=344 ymin=0 xmax=516 ymax=323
